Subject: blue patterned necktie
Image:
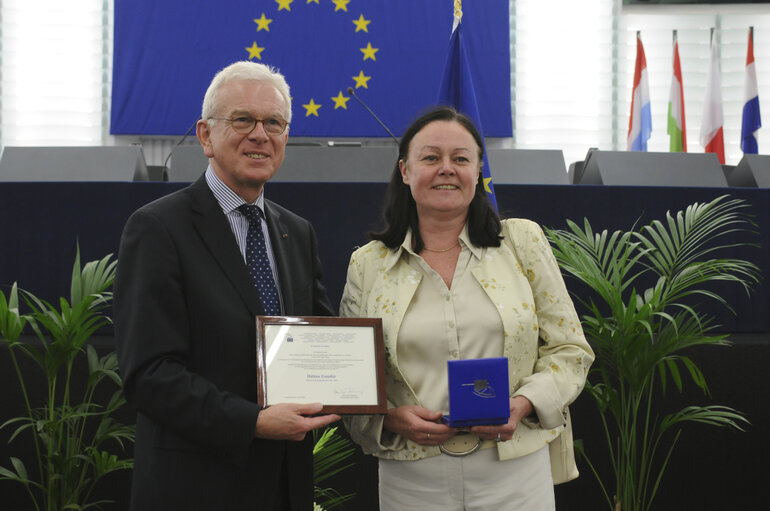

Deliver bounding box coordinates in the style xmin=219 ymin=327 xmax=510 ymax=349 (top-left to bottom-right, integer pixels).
xmin=239 ymin=205 xmax=280 ymax=315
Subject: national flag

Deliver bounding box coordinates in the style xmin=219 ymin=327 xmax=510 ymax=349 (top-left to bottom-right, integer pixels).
xmin=110 ymin=0 xmax=511 ymax=138
xmin=741 ymin=27 xmax=762 ymax=154
xmin=627 ymin=32 xmax=652 ymax=152
xmin=700 ymin=30 xmax=725 ymax=164
xmin=437 ymin=1 xmax=497 ymax=211
xmin=667 ymin=31 xmax=687 ymax=152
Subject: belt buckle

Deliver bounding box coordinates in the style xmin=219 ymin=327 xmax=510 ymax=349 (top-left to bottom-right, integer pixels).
xmin=439 ymin=431 xmax=482 ymax=457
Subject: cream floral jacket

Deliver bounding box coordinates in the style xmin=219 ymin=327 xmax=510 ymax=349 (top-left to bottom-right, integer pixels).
xmin=339 ymin=218 xmax=594 ymax=484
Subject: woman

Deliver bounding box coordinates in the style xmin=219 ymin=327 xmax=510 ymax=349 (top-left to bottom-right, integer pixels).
xmin=340 ymin=106 xmax=593 ymax=511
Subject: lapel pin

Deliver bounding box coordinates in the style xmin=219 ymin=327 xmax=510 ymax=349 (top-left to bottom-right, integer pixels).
xmin=281 ymin=233 xmax=288 ymax=239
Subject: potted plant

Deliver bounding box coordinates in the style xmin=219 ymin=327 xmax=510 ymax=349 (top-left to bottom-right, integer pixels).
xmin=545 ymin=195 xmax=760 ymax=511
xmin=0 ymin=246 xmax=135 ymax=511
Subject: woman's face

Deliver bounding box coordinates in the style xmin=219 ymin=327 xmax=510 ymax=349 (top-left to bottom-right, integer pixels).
xmin=399 ymin=120 xmax=481 ymax=219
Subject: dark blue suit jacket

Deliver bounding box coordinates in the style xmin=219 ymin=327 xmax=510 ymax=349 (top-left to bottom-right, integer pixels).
xmin=114 ymin=175 xmax=334 ymax=510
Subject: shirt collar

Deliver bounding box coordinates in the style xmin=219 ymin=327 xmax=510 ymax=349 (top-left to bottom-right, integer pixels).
xmin=205 ymin=165 xmax=265 ymax=214
xmin=386 ymin=223 xmax=481 ymax=271
xmin=459 ymin=224 xmax=483 ymax=260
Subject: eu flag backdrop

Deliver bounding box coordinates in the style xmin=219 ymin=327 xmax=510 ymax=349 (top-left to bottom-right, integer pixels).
xmin=110 ymin=0 xmax=511 ymax=137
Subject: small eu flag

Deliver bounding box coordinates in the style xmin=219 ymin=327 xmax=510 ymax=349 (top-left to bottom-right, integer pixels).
xmin=436 ymin=4 xmax=498 ymax=211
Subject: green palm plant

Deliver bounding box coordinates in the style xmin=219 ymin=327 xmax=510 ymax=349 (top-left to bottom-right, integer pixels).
xmin=544 ymin=195 xmax=760 ymax=511
xmin=312 ymin=426 xmax=356 ymax=510
xmin=0 ymin=246 xmax=135 ymax=511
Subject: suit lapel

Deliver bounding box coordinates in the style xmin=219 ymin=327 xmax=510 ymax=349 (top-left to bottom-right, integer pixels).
xmin=188 ymin=177 xmax=263 ymax=316
xmin=264 ymin=200 xmax=294 ymax=314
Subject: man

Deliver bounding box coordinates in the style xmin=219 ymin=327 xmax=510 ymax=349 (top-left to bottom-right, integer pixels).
xmin=114 ymin=61 xmax=339 ymax=510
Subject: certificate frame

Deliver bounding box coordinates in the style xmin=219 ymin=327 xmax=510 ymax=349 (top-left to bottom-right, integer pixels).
xmin=256 ymin=316 xmax=387 ymax=414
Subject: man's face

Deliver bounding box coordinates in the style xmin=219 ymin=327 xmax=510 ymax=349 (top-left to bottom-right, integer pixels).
xmin=197 ymin=79 xmax=289 ymax=203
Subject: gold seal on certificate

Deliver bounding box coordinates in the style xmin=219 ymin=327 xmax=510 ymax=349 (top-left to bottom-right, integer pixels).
xmin=256 ymin=316 xmax=387 ymax=414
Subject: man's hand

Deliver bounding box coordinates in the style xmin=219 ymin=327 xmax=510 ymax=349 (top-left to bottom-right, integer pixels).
xmin=254 ymin=403 xmax=340 ymax=441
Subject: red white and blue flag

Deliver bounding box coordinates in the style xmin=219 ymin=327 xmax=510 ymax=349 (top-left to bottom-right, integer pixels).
xmin=741 ymin=27 xmax=762 ymax=154
xmin=627 ymin=32 xmax=652 ymax=151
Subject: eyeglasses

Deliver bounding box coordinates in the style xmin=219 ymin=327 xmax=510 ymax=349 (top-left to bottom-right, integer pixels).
xmin=208 ymin=115 xmax=289 ymax=136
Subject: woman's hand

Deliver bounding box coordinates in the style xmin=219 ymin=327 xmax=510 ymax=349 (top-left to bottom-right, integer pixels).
xmin=383 ymin=405 xmax=454 ymax=446
xmin=470 ymin=396 xmax=534 ymax=442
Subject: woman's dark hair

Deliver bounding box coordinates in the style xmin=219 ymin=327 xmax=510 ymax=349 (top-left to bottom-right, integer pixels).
xmin=369 ymin=105 xmax=502 ymax=252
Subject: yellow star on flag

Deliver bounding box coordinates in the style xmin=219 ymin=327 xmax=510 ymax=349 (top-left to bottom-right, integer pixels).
xmin=307 ymin=0 xmax=319 ymax=3
xmin=352 ymin=71 xmax=371 ymax=89
xmin=352 ymin=14 xmax=371 ymax=33
xmin=253 ymin=14 xmax=272 ymax=32
xmin=302 ymin=99 xmax=322 ymax=117
xmin=331 ymin=91 xmax=351 ymax=110
xmin=360 ymin=42 xmax=379 ymax=61
xmin=332 ymin=0 xmax=350 ymax=12
xmin=245 ymin=42 xmax=265 ymax=60
xmin=483 ymin=177 xmax=494 ymax=194
xmin=276 ymin=0 xmax=293 ymax=12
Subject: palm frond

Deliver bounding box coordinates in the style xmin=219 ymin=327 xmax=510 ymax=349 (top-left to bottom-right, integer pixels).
xmin=0 ymin=283 xmax=27 ymax=343
xmin=312 ymin=426 xmax=356 ymax=509
xmin=661 ymin=405 xmax=749 ymax=432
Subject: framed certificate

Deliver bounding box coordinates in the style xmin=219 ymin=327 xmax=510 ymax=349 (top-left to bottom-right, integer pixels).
xmin=256 ymin=316 xmax=387 ymax=414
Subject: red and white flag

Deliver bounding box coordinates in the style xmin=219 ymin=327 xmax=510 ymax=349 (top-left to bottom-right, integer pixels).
xmin=699 ymin=30 xmax=725 ymax=164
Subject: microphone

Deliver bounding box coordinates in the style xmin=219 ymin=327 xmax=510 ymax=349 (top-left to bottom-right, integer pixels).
xmin=162 ymin=118 xmax=201 ymax=178
xmin=346 ymin=87 xmax=399 ymax=144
